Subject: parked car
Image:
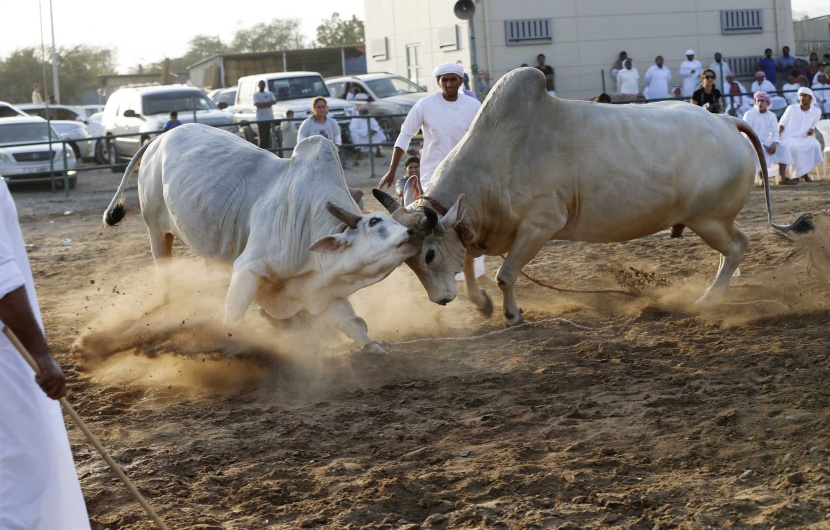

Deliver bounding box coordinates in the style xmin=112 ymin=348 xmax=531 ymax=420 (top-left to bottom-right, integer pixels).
xmin=100 ymin=84 xmax=235 ymax=171
xmin=233 ymin=71 xmax=356 ymax=144
xmin=0 ymin=101 xmax=28 ymax=118
xmin=78 ymin=104 xmax=105 ymax=119
xmin=208 ymin=87 xmax=237 ymax=109
xmin=17 ymin=103 xmax=95 ymax=162
xmin=0 ymin=116 xmax=77 ymax=188
xmin=325 ymin=73 xmax=429 ymax=141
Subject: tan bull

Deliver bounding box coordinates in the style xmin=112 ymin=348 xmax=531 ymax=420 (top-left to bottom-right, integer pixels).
xmin=374 ymin=67 xmax=794 ymax=325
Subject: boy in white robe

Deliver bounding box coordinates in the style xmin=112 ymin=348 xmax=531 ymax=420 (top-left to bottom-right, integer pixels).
xmin=779 ymin=87 xmax=824 ymax=183
xmin=742 ymin=91 xmax=793 ymax=184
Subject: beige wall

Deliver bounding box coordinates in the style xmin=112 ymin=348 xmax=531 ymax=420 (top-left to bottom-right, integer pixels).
xmin=365 ymin=0 xmax=794 ymax=100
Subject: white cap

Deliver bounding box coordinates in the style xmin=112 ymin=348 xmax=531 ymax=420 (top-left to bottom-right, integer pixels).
xmin=798 ymin=87 xmax=815 ymax=98
xmin=432 ymin=62 xmax=464 ymax=79
xmin=685 ymin=49 xmax=695 ymax=56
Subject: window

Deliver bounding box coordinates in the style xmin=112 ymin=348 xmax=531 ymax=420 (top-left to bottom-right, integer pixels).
xmin=505 ymin=18 xmax=553 ymax=46
xmin=371 ymin=37 xmax=388 ymax=60
xmin=721 ymin=9 xmax=763 ymax=34
xmin=439 ymin=25 xmax=459 ymax=50
xmin=406 ymin=44 xmax=422 ymax=86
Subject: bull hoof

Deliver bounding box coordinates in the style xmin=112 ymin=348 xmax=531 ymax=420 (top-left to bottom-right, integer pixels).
xmin=504 ymin=311 xmax=524 ymax=327
xmin=477 ymin=290 xmax=493 ymax=318
xmin=362 ymin=341 xmax=388 ymax=355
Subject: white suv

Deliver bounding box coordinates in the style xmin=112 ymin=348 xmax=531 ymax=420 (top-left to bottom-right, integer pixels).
xmin=101 ymin=85 xmax=234 ymax=170
xmin=233 ymin=71 xmax=356 ymax=144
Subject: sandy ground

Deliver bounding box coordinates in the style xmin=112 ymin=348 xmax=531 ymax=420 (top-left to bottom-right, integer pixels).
xmin=9 ymin=155 xmax=830 ymax=530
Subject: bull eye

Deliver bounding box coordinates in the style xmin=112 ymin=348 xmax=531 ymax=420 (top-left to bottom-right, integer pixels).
xmin=368 ymin=217 xmax=382 ymax=227
xmin=425 ymin=249 xmax=435 ymax=265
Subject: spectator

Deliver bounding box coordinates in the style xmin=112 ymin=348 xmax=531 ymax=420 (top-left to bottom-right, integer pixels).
xmin=782 ymin=71 xmax=802 ymax=105
xmin=278 ymin=110 xmax=298 ymax=157
xmin=47 ymin=95 xmax=57 ymax=105
xmin=809 ymin=52 xmax=821 ymax=81
xmin=798 ymin=74 xmax=812 ymax=88
xmin=792 ymin=58 xmax=810 ymax=79
xmin=395 ymin=155 xmax=421 ymax=200
xmin=31 ymin=83 xmax=43 ymax=104
xmin=775 ymin=46 xmax=796 ymax=88
xmin=297 ymin=97 xmax=342 ymax=148
xmin=742 ymin=91 xmax=793 ymax=185
xmin=758 ymin=48 xmax=777 ymax=86
xmin=644 ymin=55 xmax=672 ymax=100
xmin=811 ymin=72 xmax=830 ymax=114
xmin=751 ymin=71 xmax=776 ymax=94
xmin=723 ymin=73 xmax=752 ymax=117
xmin=691 ymin=69 xmax=723 ymax=113
xmin=457 ymin=60 xmax=471 ymax=90
xmin=822 ymin=53 xmax=830 ymax=69
xmin=593 ymin=93 xmax=612 ymax=103
xmin=679 ymin=49 xmax=702 ymax=97
xmin=253 ymin=80 xmax=277 ymax=150
xmin=610 ymin=51 xmax=627 ymax=92
xmin=671 ymin=85 xmax=684 ymax=98
xmin=163 ymin=110 xmax=182 ymax=132
xmin=535 ymin=54 xmax=555 ymax=96
xmin=346 ymin=86 xmax=360 ymax=101
xmin=708 ymin=51 xmax=732 ymax=83
xmin=779 ymin=87 xmax=823 ymax=183
xmin=349 ymin=106 xmax=386 ymax=160
xmin=0 ymin=179 xmax=91 ymax=528
xmin=476 ymin=70 xmax=492 ymax=102
xmin=616 ymin=58 xmax=640 ymax=96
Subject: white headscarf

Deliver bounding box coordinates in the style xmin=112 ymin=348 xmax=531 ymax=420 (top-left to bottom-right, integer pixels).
xmin=432 ymin=62 xmax=464 ymax=79
xmin=797 ymin=86 xmax=815 ymax=99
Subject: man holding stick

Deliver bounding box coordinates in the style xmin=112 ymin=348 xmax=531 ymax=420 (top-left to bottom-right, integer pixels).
xmin=0 ymin=178 xmax=90 ymax=529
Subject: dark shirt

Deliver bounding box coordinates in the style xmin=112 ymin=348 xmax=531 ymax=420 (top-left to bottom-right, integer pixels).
xmin=758 ymin=58 xmax=776 ymax=84
xmin=692 ymin=88 xmax=722 ymax=110
xmin=536 ymin=64 xmax=555 ymax=91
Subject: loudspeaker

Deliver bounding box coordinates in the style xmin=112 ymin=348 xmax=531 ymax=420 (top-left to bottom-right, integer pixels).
xmin=454 ymin=0 xmax=475 ymax=20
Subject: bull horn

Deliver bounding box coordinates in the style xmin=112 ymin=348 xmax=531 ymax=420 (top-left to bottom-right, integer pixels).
xmin=372 ymin=188 xmax=401 ymax=213
xmin=421 ymin=207 xmax=438 ymax=235
xmin=326 ymin=202 xmax=361 ymax=230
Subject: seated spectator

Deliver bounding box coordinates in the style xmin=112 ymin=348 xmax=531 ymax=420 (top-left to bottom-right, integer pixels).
xmin=593 ymin=93 xmax=612 ymax=103
xmin=782 ymin=71 xmax=802 ymax=105
xmin=671 ymin=85 xmax=684 ymax=99
xmin=792 ymin=58 xmax=810 ymax=79
xmin=751 ymin=71 xmax=776 ymax=94
xmin=811 ymin=72 xmax=830 ymax=114
xmin=742 ymin=91 xmax=793 ymax=185
xmin=778 ymin=87 xmax=823 ymax=184
xmin=723 ymin=73 xmax=752 ymax=117
xmin=163 ymin=111 xmax=182 ymax=132
xmin=691 ymin=69 xmax=722 ymax=113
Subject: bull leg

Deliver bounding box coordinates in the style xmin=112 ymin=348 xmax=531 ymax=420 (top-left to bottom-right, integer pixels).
xmin=497 ymin=218 xmax=563 ymax=326
xmin=690 ymin=219 xmax=749 ymax=306
xmin=255 ymin=287 xmax=304 ymax=321
xmin=225 ymin=262 xmax=262 ymax=324
xmin=320 ymin=297 xmax=386 ymax=354
xmin=463 ymin=254 xmax=493 ymax=317
xmin=148 ymin=231 xmax=174 ymax=304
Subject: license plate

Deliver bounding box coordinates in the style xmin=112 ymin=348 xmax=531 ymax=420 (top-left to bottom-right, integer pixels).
xmin=23 ymin=166 xmax=50 ymax=173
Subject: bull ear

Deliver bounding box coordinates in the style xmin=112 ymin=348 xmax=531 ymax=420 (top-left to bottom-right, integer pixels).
xmin=372 ymin=188 xmax=401 ymax=213
xmin=420 ymin=207 xmax=438 ymax=235
xmin=309 ymin=234 xmax=348 ymax=254
xmin=326 ymin=201 xmax=361 ymax=230
xmin=349 ymin=188 xmax=365 ymax=212
xmin=441 ymin=195 xmax=472 ymax=241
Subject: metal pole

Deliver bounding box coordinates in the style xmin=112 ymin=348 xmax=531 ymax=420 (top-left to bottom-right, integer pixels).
xmin=601 ymin=69 xmax=606 ymax=94
xmin=48 ymin=0 xmax=60 ymax=103
xmin=468 ymin=18 xmax=479 ymax=95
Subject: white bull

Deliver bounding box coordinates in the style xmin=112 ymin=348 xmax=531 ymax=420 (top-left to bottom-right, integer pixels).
xmin=374 ymin=67 xmax=792 ymax=325
xmin=103 ymin=124 xmax=428 ymax=352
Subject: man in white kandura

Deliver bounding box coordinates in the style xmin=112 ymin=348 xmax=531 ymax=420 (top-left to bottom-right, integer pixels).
xmin=0 ymin=179 xmax=90 ymax=529
xmin=643 ymin=56 xmax=672 ymax=100
xmin=679 ymin=49 xmax=702 ymax=97
xmin=742 ymin=91 xmax=793 ymax=185
xmin=378 ymin=61 xmax=484 ymax=277
xmin=778 ymin=87 xmax=823 ymax=184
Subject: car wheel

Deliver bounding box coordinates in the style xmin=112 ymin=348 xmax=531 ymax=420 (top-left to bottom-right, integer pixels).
xmin=68 ymin=174 xmax=77 ymax=189
xmin=94 ymin=139 xmax=107 ymax=165
xmin=107 ymin=141 xmax=121 ymax=173
xmin=69 ymin=142 xmax=81 ymax=159
xmin=377 ymin=117 xmax=397 ymax=143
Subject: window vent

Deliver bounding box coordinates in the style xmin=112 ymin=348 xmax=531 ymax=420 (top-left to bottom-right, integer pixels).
xmin=439 ymin=25 xmax=459 ymax=50
xmin=505 ymin=18 xmax=552 ymax=46
xmin=371 ymin=37 xmax=388 ymax=60
xmin=721 ymin=9 xmax=763 ymax=34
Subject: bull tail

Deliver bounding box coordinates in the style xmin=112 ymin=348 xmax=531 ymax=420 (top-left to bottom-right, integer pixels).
xmin=732 ymin=119 xmax=791 ymax=232
xmin=101 ymin=139 xmax=154 ymax=228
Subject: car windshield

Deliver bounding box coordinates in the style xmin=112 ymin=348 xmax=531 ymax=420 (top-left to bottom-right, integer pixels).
xmin=365 ymin=76 xmax=425 ymax=98
xmin=212 ymin=90 xmax=236 ymax=106
xmin=0 ymin=105 xmax=24 ymax=118
xmin=0 ymin=122 xmax=58 ymax=145
xmin=23 ymin=107 xmax=82 ymax=121
xmin=268 ymin=76 xmax=330 ymax=101
xmin=142 ymin=91 xmax=218 ymax=115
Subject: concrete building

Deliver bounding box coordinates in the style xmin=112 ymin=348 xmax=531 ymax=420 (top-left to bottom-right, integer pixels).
xmin=364 ymin=0 xmax=794 ymax=100
xmin=794 ymin=15 xmax=830 ymax=57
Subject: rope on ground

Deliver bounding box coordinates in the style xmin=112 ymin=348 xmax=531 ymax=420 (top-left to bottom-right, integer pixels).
xmin=499 ymin=254 xmax=639 ymax=297
xmin=382 ymin=318 xmax=609 ymax=348
xmin=718 ymin=299 xmax=792 ymax=310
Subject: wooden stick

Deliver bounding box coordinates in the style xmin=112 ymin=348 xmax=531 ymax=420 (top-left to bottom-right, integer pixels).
xmin=2 ymin=325 xmax=170 ymax=530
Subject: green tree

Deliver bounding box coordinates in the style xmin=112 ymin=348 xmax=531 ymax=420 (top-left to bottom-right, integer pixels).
xmin=183 ymin=35 xmax=227 ymax=66
xmin=315 ymin=13 xmax=364 ymax=47
xmin=229 ymin=19 xmax=305 ymax=53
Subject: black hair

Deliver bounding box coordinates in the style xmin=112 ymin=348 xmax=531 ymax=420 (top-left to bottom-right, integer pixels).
xmin=404 ymin=156 xmax=420 ymax=168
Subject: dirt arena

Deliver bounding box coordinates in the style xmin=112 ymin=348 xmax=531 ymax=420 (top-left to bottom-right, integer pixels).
xmin=10 ymin=160 xmax=830 ymax=529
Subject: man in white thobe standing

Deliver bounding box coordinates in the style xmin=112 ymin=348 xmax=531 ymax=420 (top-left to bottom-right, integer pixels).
xmin=709 ymin=51 xmax=732 ymax=89
xmin=679 ymin=49 xmax=702 ymax=97
xmin=643 ymin=56 xmax=672 ymax=100
xmin=742 ymin=91 xmax=793 ymax=185
xmin=0 ymin=179 xmax=90 ymax=530
xmin=779 ymin=87 xmax=823 ymax=183
xmin=378 ymin=62 xmax=484 ymax=278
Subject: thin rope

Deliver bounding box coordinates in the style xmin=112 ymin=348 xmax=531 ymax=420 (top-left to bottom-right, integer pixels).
xmin=500 ymin=254 xmax=640 ymax=297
